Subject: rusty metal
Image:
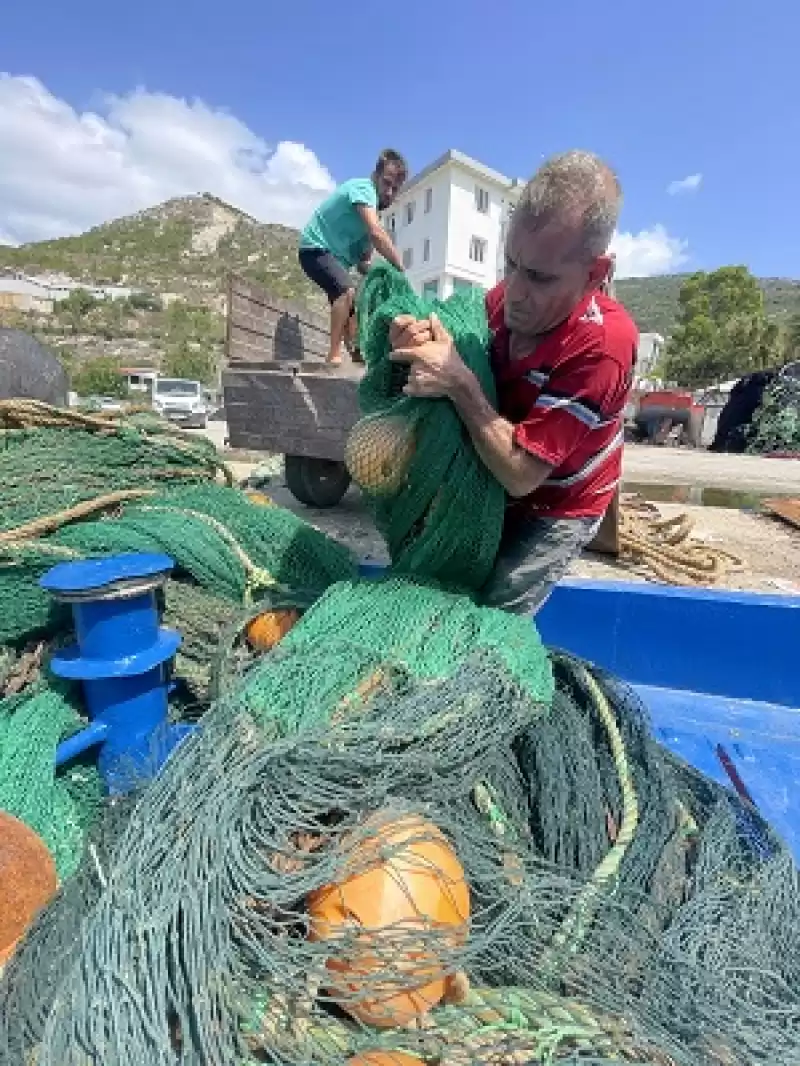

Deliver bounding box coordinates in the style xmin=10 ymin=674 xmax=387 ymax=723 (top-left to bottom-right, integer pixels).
xmin=762 ymin=498 xmax=800 ymax=531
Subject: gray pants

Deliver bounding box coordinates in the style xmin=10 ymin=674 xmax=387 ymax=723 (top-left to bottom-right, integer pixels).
xmin=481 ymin=516 xmax=601 ymax=617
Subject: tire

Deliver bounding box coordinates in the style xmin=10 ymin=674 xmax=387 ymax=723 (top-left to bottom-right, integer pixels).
xmin=284 ymin=455 xmax=351 ymax=508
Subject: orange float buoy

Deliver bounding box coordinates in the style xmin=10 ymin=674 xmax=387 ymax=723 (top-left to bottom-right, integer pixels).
xmin=348 ymin=1053 xmax=425 ymax=1065
xmin=0 ymin=811 xmax=57 ymax=967
xmin=307 ymin=813 xmax=470 ymax=1029
xmin=245 ymin=608 xmax=300 ymax=651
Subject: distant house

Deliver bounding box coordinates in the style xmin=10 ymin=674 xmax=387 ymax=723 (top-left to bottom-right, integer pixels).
xmin=381 ymin=149 xmax=523 ymax=301
xmin=0 ymin=272 xmax=142 ymax=312
xmin=0 ymin=277 xmax=54 ymax=313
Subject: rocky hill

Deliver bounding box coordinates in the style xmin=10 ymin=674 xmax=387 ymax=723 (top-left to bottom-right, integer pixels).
xmin=1 ymin=194 xmax=799 ymax=378
xmin=0 ymin=193 xmax=323 ymax=309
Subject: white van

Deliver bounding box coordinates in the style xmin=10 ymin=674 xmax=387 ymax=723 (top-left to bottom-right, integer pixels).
xmin=151 ymin=378 xmax=208 ymax=428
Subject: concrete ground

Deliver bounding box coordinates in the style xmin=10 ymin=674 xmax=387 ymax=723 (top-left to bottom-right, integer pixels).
xmin=190 ymin=423 xmax=800 ymax=595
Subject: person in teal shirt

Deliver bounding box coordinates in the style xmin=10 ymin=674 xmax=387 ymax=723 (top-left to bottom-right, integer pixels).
xmin=299 ymin=148 xmax=407 ymax=364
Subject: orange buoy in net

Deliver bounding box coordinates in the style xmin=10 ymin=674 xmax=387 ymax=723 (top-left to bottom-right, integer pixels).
xmin=245 ymin=490 xmax=274 ymax=507
xmin=0 ymin=811 xmax=57 ymax=968
xmin=345 ymin=415 xmax=415 ymax=497
xmin=245 ymin=608 xmax=300 ymax=652
xmin=307 ymin=813 xmax=470 ymax=1029
xmin=348 ymin=1053 xmax=426 ymax=1065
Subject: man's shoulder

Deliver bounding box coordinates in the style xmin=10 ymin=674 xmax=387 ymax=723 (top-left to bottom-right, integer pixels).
xmin=564 ymin=292 xmax=638 ymax=368
xmin=337 ymin=177 xmax=378 ymax=205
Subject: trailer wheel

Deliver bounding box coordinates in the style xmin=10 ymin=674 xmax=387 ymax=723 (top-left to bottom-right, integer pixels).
xmin=284 ymin=455 xmax=351 ymax=508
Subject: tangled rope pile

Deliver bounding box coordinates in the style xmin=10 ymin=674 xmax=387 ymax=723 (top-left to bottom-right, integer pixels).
xmin=618 ymin=501 xmax=743 ymax=585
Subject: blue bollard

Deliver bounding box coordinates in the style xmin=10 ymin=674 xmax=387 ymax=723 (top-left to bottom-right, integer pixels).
xmin=40 ymin=553 xmax=195 ymax=795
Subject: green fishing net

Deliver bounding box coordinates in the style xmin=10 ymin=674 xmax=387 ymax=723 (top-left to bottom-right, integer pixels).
xmin=0 ymin=682 xmax=101 ymax=881
xmin=747 ymin=369 xmax=800 ymax=454
xmin=0 ymin=420 xmax=226 ymax=534
xmin=2 ymin=584 xmax=798 ymax=1066
xmin=352 ymin=263 xmax=505 ymax=590
xmin=0 ymin=483 xmax=356 ymax=644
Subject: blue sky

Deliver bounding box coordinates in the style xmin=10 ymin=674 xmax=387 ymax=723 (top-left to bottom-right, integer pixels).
xmin=1 ymin=0 xmax=798 ymax=277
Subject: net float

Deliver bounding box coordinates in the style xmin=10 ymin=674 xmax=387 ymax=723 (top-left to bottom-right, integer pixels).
xmin=307 ymin=812 xmax=470 ymax=1029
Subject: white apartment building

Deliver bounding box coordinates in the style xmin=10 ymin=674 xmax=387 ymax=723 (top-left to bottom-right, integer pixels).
xmin=382 ymin=150 xmax=523 ymax=300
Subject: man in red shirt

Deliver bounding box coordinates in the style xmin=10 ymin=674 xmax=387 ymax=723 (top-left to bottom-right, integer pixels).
xmin=390 ymin=150 xmax=638 ymax=614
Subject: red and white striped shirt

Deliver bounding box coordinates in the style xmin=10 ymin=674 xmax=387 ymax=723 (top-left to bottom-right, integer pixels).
xmin=486 ymin=282 xmax=638 ymax=521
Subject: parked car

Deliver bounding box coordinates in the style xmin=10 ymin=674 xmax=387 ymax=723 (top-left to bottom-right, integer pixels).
xmin=151 ymin=378 xmax=208 ymax=429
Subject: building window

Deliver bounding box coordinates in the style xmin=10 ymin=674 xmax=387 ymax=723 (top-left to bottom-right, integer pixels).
xmin=475 ymin=186 xmax=489 ymax=213
xmin=423 ymin=238 xmax=431 ymax=262
xmin=469 ymin=237 xmax=487 ymax=264
xmin=405 ymin=201 xmax=416 ymax=225
xmin=422 ymin=280 xmax=438 ymax=300
xmin=424 ymin=188 xmax=433 ymax=213
xmin=453 ymin=278 xmax=474 ymax=293
xmin=402 ymin=247 xmax=413 ymax=269
xmin=388 ymin=214 xmax=396 ymax=238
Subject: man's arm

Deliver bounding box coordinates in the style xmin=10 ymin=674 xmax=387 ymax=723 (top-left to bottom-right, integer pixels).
xmin=390 ymin=314 xmax=552 ymax=498
xmin=448 ymin=374 xmax=552 ymax=497
xmin=355 ymin=205 xmax=405 ymax=271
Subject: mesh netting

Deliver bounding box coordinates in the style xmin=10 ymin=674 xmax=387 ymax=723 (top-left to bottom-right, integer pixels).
xmin=746 ymin=369 xmax=800 ymax=454
xmin=351 ymin=264 xmax=505 ymax=590
xmin=1 ymin=580 xmax=799 ymax=1066
xmin=0 ymin=682 xmax=102 ymax=880
xmin=0 ymin=417 xmax=357 ymax=887
xmin=0 ymin=482 xmax=356 ymax=644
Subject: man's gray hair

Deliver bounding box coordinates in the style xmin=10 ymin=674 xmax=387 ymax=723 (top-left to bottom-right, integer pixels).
xmin=516 ymin=150 xmax=622 ymax=259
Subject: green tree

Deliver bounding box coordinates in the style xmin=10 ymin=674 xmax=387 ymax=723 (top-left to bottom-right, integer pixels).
xmin=70 ymin=356 xmax=129 ymax=399
xmin=662 ymin=267 xmax=782 ymax=388
xmin=57 ymin=288 xmax=97 ymax=335
xmin=786 ymin=312 xmax=800 ymax=363
xmin=163 ymin=339 xmax=216 ymax=385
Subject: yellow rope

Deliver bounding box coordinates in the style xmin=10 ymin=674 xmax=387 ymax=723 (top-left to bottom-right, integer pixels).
xmin=137 ymin=505 xmax=278 ymax=603
xmin=618 ymin=504 xmax=743 ymax=586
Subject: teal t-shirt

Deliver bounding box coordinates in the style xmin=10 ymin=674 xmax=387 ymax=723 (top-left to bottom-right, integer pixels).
xmin=300 ymin=178 xmax=378 ymax=269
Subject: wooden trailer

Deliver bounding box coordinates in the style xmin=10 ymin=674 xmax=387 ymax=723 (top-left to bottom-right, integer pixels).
xmin=222 ymin=274 xmax=363 ymax=507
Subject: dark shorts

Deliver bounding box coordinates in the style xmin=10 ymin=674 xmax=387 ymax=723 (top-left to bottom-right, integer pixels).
xmin=481 ymin=515 xmax=602 ymax=616
xmin=298 ymin=248 xmax=354 ymax=305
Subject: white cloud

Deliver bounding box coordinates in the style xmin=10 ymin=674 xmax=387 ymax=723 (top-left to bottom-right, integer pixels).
xmin=610 ymin=224 xmax=689 ymax=278
xmin=0 ymin=74 xmax=336 ymax=245
xmin=667 ymin=172 xmax=702 ymax=195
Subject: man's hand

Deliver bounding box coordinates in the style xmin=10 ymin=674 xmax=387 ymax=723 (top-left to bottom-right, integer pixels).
xmin=388 ymin=314 xmax=432 ymax=351
xmin=390 ymin=313 xmax=474 ymax=399
xmin=356 ymin=253 xmax=372 ymax=276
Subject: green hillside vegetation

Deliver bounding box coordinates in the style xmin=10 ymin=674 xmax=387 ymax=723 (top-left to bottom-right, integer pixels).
xmin=615 ymin=274 xmax=800 ymax=338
